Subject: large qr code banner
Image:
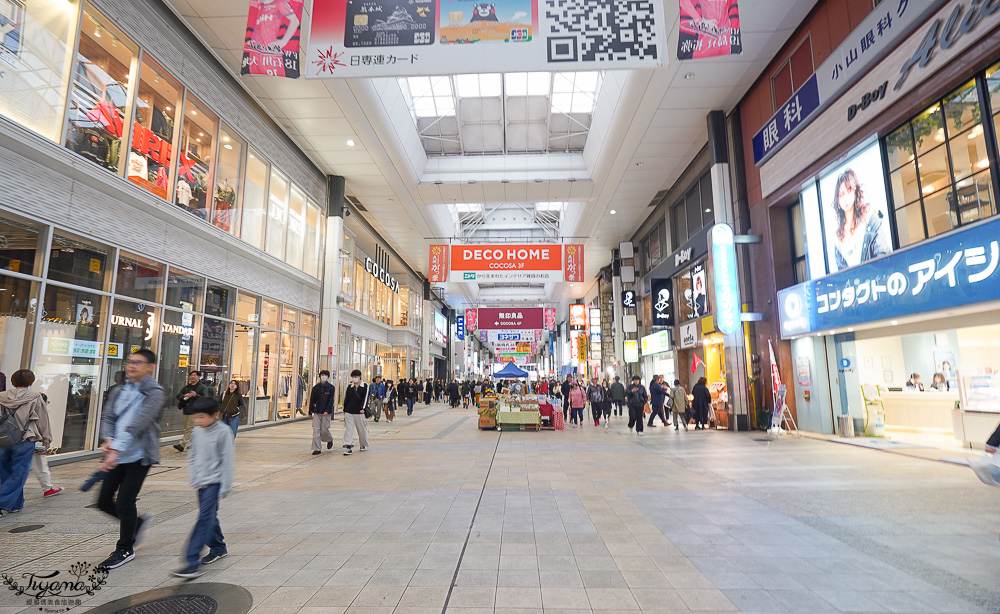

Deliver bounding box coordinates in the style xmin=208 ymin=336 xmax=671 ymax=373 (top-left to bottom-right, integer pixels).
xmin=305 ymin=0 xmax=665 ymax=78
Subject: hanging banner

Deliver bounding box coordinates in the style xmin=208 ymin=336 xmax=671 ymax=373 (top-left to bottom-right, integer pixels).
xmin=564 ymin=244 xmax=584 ymax=283
xmin=465 ymin=308 xmax=478 ymax=331
xmin=769 ymin=340 xmax=787 ymax=431
xmin=429 ymin=245 xmax=448 ymax=282
xmin=306 ymin=0 xmax=666 ymax=78
xmin=544 ymin=307 xmax=556 ymax=331
xmin=242 ymin=0 xmax=304 ymax=78
xmin=456 ymin=315 xmax=465 ymax=340
xmin=477 ymin=308 xmax=544 ymax=330
xmin=677 ymin=0 xmax=741 ymax=60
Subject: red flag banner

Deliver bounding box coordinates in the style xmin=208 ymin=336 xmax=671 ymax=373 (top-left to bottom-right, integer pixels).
xmin=691 ymin=352 xmax=704 ymax=374
xmin=564 ymin=245 xmax=584 ymax=282
xmin=465 ymin=308 xmax=478 ymax=332
xmin=428 ymin=245 xmax=448 ymax=283
xmin=677 ymin=0 xmax=742 ymax=60
xmin=242 ymin=0 xmax=304 ymax=78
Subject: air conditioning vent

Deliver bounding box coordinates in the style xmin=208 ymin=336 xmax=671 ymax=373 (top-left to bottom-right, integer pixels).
xmin=346 ymin=195 xmax=368 ymax=212
xmin=648 ymin=190 xmax=668 ymax=207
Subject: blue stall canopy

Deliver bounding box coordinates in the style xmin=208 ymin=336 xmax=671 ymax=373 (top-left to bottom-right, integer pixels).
xmin=494 ymin=363 xmax=529 ymax=378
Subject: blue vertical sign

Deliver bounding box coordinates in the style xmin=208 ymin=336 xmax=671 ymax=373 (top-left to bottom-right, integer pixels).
xmin=456 ymin=315 xmax=465 ymax=341
xmin=711 ymin=224 xmax=740 ymax=335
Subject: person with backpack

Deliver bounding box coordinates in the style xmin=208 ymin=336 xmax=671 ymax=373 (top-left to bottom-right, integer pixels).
xmin=0 ymin=370 xmax=53 ymax=516
xmin=626 ymin=375 xmax=649 ymax=435
xmin=309 ymin=370 xmax=336 ymax=455
xmin=587 ymin=377 xmax=605 ymax=427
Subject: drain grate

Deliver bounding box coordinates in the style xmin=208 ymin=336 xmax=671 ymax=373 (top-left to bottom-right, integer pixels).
xmin=113 ymin=595 xmax=217 ymax=614
xmin=9 ymin=524 xmax=44 ymax=533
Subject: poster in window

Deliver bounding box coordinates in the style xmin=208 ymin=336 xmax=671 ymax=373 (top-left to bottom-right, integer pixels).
xmin=76 ymin=302 xmax=93 ymax=324
xmin=242 ymin=0 xmax=303 ymax=78
xmin=677 ymin=0 xmax=742 ymax=60
xmin=690 ymin=262 xmax=710 ymax=318
xmin=819 ymin=142 xmax=892 ymax=273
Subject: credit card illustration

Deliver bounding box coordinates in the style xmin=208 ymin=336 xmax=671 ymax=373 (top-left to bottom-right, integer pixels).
xmin=439 ymin=0 xmax=534 ymax=44
xmin=345 ymin=0 xmax=436 ymax=48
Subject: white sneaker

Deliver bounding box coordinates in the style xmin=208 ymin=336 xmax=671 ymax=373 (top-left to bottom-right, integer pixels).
xmin=638 ymin=432 xmax=643 ymax=436
xmin=604 ymin=422 xmax=608 ymax=429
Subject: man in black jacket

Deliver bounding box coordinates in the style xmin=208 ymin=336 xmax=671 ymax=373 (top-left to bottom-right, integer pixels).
xmin=627 ymin=375 xmax=649 ymax=435
xmin=342 ymin=369 xmax=369 ymax=456
xmin=406 ymin=379 xmax=417 ymax=415
xmin=309 ymin=370 xmax=335 ymax=455
xmin=561 ymin=376 xmax=572 ymax=422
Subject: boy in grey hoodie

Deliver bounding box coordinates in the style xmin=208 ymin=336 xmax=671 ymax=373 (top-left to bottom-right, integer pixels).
xmin=173 ymin=396 xmax=234 ymax=579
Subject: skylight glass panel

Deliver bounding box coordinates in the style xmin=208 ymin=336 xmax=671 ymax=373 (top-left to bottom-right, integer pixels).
xmin=536 ymin=202 xmax=564 ymax=212
xmin=550 ymin=72 xmax=601 ymax=114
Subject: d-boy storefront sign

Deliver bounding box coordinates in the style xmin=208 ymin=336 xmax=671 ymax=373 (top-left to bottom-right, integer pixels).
xmin=777 ymin=216 xmax=1000 ymax=338
xmin=760 ymin=0 xmax=1000 ymax=196
xmin=365 ymin=257 xmax=399 ymax=293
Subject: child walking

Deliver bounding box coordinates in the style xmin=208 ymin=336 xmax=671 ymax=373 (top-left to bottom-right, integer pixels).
xmin=173 ymin=396 xmax=235 ymax=579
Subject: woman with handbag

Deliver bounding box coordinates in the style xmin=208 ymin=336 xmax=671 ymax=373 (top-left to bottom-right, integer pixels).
xmin=219 ymin=380 xmax=245 ymax=438
xmin=0 ymin=370 xmax=53 ymax=516
xmin=691 ymin=377 xmax=713 ymax=431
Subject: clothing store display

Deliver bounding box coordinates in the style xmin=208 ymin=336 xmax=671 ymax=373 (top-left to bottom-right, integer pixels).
xmin=176 ymin=180 xmax=193 ymax=207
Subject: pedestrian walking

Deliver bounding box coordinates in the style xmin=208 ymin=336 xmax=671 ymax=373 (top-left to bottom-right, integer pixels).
xmin=609 ymin=376 xmax=625 ymax=417
xmin=370 ymin=375 xmax=386 ymax=422
xmin=0 ymin=370 xmax=54 ymax=516
xmin=561 ymin=377 xmax=573 ymax=422
xmin=568 ymin=381 xmax=587 ymax=427
xmin=174 ymin=370 xmax=210 ymax=453
xmin=461 ymin=381 xmax=471 ymax=408
xmin=627 ymin=375 xmax=648 ymax=435
xmin=587 ymin=378 xmax=604 ymax=426
xmin=671 ymin=379 xmax=689 ymax=431
xmin=647 ymin=375 xmax=669 ymax=427
xmin=692 ymin=377 xmax=712 ymax=430
xmin=342 ymin=370 xmax=370 ymax=456
xmin=385 ymin=380 xmax=397 ymax=423
xmin=601 ymin=379 xmax=613 ymax=426
xmin=309 ymin=370 xmax=336 ymax=455
xmin=448 ymin=379 xmax=460 ymax=408
xmin=172 ymin=396 xmax=235 ymax=579
xmin=406 ymin=378 xmax=417 ymax=415
xmin=219 ymin=380 xmax=245 ymax=439
xmin=473 ymin=381 xmax=482 ymax=406
xmin=96 ymin=349 xmax=165 ymax=569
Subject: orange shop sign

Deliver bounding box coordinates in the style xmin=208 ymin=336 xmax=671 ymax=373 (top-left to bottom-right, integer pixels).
xmin=432 ymin=244 xmax=583 ymax=283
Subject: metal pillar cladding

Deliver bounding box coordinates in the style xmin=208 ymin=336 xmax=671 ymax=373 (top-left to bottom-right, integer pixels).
xmin=320 ymin=176 xmax=346 ymax=376
xmin=612 ymin=268 xmax=624 ymax=375
xmin=707 ymin=110 xmax=749 ymax=432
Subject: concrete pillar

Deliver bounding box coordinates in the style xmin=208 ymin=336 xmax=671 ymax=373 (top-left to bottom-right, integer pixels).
xmin=320 ymin=176 xmax=345 ymax=379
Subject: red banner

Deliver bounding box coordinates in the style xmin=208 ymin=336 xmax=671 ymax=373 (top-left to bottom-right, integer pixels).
xmin=242 ymin=0 xmax=303 ymax=78
xmin=544 ymin=307 xmax=556 ymax=332
xmin=564 ymin=245 xmax=584 ymax=282
xmin=677 ymin=0 xmax=742 ymax=60
xmin=428 ymin=245 xmax=448 ymax=283
xmin=477 ymin=308 xmax=544 ymax=330
xmin=465 ymin=308 xmax=478 ymax=332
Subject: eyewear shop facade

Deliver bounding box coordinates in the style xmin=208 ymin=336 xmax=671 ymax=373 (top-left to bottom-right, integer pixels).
xmin=0 ymin=211 xmax=320 ymax=455
xmin=766 ymin=1 xmax=1000 ymax=445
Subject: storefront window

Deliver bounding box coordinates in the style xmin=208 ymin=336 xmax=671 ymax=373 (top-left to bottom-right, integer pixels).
xmin=205 ymin=282 xmax=234 ymax=318
xmin=340 ymin=232 xmax=355 ymax=305
xmin=48 ymin=232 xmax=110 ymax=291
xmin=285 ymin=185 xmax=306 ymax=269
xmin=282 ymin=307 xmax=298 ymax=334
xmin=256 ymin=328 xmax=277 ymax=421
xmin=35 ymin=286 xmax=104 ymax=453
xmin=236 ymin=291 xmax=260 ymax=324
xmin=158 ymin=309 xmax=200 ymax=435
xmin=232 ymin=321 xmax=256 ymax=426
xmin=115 ymin=252 xmax=163 ymax=302
xmin=265 ymin=170 xmax=289 ymax=260
xmin=176 ymin=95 xmax=217 ymax=219
xmin=298 ymin=336 xmax=313 ymax=411
xmin=126 ymin=55 xmax=181 ymax=199
xmin=0 ymin=0 xmax=79 ymax=140
xmin=0 ymin=215 xmax=44 ymax=275
xmin=64 ymin=6 xmax=137 ymax=174
xmin=0 ymin=273 xmax=40 ymax=375
xmin=304 ymin=201 xmax=322 ymax=278
xmin=213 ymin=123 xmax=244 ymax=234
xmin=261 ymin=299 xmax=280 ymax=329
xmin=165 ymin=266 xmax=204 ymax=311
xmin=301 ymin=312 xmax=316 ymax=338
xmin=200 ymin=317 xmax=230 ymax=394
xmin=241 ymin=149 xmax=269 ymax=249
xmin=275 ymin=331 xmax=298 ymax=419
xmin=393 ymin=286 xmax=409 ymax=326
xmin=102 ymin=299 xmax=158 ymax=426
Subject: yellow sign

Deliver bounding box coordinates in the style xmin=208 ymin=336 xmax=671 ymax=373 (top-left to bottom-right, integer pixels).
xmin=8 ymin=260 xmax=19 ymax=272
xmin=107 ymin=343 xmax=120 ymax=357
xmin=89 ymin=258 xmax=101 ymax=274
xmin=178 ymin=356 xmax=189 ymax=368
xmin=624 ymin=340 xmax=639 ymax=363
xmin=130 ymin=345 xmax=141 ymax=355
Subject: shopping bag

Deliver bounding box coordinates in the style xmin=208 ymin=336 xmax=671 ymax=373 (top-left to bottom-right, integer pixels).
xmin=969 ymin=454 xmax=1000 ymax=488
xmin=643 ymin=402 xmax=651 ymax=415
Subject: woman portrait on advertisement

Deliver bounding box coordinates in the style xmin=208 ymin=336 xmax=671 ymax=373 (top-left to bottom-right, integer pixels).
xmin=830 ymin=168 xmax=891 ymax=270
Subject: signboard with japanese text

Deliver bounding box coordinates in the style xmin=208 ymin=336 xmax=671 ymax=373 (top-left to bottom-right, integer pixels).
xmin=242 ymin=0 xmax=304 ymax=77
xmin=651 ymin=278 xmax=674 ymax=327
xmin=429 ymin=245 xmax=448 ymax=282
xmin=544 ymin=307 xmax=556 ymax=331
xmin=477 ymin=308 xmax=544 ymax=329
xmin=564 ymin=244 xmax=584 ymax=282
xmin=568 ymin=304 xmax=586 ymax=329
xmin=465 ymin=308 xmax=478 ymax=331
xmin=456 ymin=315 xmax=465 ymax=340
xmin=818 ymin=141 xmax=892 ymax=273
xmin=306 ymin=0 xmax=666 ymax=77
xmin=710 ymin=223 xmax=740 ymax=335
xmin=752 ymin=0 xmax=945 ymax=165
xmin=449 ymin=244 xmax=562 ymax=283
xmin=778 ymin=216 xmax=1000 ymax=338
xmin=434 ymin=311 xmax=448 ymax=344
xmin=677 ymin=0 xmax=741 ymax=60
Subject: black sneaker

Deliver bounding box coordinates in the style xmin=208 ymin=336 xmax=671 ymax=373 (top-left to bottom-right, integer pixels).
xmin=344 ymin=448 xmax=353 ymax=456
xmin=172 ymin=566 xmax=204 ymax=579
xmin=360 ymin=446 xmax=368 ymax=452
xmin=98 ymin=549 xmax=135 ymax=569
xmin=173 ymin=444 xmax=185 ymax=452
xmin=201 ymin=552 xmax=227 ymax=565
xmin=312 ymin=450 xmax=321 ymax=455
xmin=327 ymin=440 xmax=333 ymax=449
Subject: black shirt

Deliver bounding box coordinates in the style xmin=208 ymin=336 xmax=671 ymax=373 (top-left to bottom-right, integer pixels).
xmin=343 ymin=383 xmax=369 ymax=414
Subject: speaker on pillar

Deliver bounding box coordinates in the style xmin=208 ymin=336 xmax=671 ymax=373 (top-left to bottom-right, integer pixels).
xmin=327 ymin=176 xmax=345 ymax=217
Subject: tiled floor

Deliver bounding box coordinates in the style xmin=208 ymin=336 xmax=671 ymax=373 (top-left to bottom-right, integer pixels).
xmin=2 ymin=404 xmax=999 ymax=613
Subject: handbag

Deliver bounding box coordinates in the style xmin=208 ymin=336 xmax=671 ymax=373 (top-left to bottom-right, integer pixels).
xmin=643 ymin=402 xmax=651 ymax=415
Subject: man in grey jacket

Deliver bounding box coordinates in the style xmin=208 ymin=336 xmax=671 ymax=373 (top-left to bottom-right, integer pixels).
xmin=97 ymin=349 xmax=165 ymax=569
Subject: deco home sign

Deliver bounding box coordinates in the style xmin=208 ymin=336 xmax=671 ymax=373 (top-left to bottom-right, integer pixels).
xmin=365 ymin=257 xmax=399 ymax=293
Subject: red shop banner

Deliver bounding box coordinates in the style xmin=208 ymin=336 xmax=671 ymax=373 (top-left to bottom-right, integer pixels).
xmin=544 ymin=307 xmax=556 ymax=331
xmin=677 ymin=0 xmax=742 ymax=60
xmin=242 ymin=0 xmax=304 ymax=78
xmin=564 ymin=245 xmax=584 ymax=282
xmin=477 ymin=308 xmax=544 ymax=330
xmin=428 ymin=245 xmax=449 ymax=283
xmin=465 ymin=308 xmax=478 ymax=332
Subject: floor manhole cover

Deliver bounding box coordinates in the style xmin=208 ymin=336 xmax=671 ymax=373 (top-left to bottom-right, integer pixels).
xmin=114 ymin=595 xmax=217 ymax=614
xmin=85 ymin=583 xmax=251 ymax=614
xmin=9 ymin=524 xmax=44 ymax=533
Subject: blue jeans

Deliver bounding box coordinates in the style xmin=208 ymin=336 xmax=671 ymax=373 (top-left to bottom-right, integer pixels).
xmin=225 ymin=416 xmax=240 ymax=439
xmin=184 ymin=483 xmax=226 ymax=568
xmin=406 ymin=398 xmax=414 ymax=414
xmin=571 ymin=407 xmax=584 ymax=425
xmin=0 ymin=439 xmax=35 ymax=511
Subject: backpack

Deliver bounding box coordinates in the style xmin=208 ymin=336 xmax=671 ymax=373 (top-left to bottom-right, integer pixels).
xmin=0 ymin=404 xmax=29 ymax=448
xmin=590 ymin=386 xmax=603 ymax=403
